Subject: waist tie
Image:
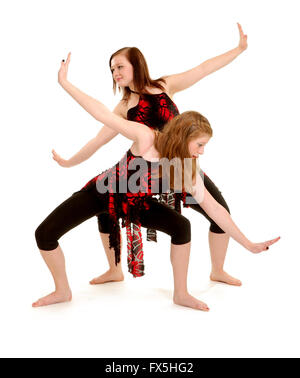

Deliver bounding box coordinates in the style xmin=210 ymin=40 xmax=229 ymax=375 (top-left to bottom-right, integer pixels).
xmin=126 ymin=192 xmax=177 ymax=277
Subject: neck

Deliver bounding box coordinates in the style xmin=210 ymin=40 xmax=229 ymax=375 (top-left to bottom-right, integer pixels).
xmin=128 ymin=83 xmax=138 ymax=93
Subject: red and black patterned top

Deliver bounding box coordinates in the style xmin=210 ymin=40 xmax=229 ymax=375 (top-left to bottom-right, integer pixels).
xmin=81 ymin=149 xmax=169 ymax=277
xmin=127 ymin=92 xmax=179 ymax=131
xmin=82 ymin=92 xmax=185 ymax=278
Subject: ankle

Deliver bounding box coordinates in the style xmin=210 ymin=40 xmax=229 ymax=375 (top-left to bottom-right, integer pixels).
xmin=173 ymin=289 xmax=188 ymax=298
xmin=108 ymin=266 xmax=123 ymax=274
xmin=54 ymin=285 xmax=72 ymax=294
xmin=210 ymin=268 xmax=224 ymax=275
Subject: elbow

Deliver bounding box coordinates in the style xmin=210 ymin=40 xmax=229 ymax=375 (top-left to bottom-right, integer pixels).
xmin=201 ymin=199 xmax=221 ymax=217
xmin=94 ymin=138 xmax=104 ymax=149
xmin=212 ymin=201 xmax=225 ymax=215
xmin=93 ymin=108 xmax=110 ymax=125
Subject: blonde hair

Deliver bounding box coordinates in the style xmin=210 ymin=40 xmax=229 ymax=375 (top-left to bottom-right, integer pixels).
xmin=154 ymin=111 xmax=213 ymax=192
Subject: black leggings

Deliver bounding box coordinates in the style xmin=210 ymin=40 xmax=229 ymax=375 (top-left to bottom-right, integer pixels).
xmin=97 ymin=173 xmax=230 ymax=235
xmin=35 ymin=187 xmax=191 ymax=251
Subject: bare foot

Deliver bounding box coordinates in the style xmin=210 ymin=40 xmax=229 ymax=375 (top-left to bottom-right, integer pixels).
xmin=32 ymin=290 xmax=72 ymax=307
xmin=210 ymin=271 xmax=242 ymax=286
xmin=173 ymin=293 xmax=210 ymax=311
xmin=89 ymin=269 xmax=124 ymax=285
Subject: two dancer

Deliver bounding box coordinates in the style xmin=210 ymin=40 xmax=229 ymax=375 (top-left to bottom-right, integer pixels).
xmin=33 ymin=53 xmax=280 ymax=310
xmin=53 ymin=24 xmax=248 ymax=286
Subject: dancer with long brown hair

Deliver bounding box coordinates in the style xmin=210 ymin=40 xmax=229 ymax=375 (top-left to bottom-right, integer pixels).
xmin=53 ymin=24 xmax=249 ymax=286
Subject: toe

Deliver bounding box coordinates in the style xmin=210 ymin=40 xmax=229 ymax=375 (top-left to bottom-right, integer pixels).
xmin=199 ymin=304 xmax=209 ymax=311
xmin=32 ymin=299 xmax=42 ymax=307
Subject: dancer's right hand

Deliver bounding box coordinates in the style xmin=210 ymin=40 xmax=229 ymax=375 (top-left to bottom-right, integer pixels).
xmin=247 ymin=236 xmax=281 ymax=254
xmin=237 ymin=23 xmax=248 ymax=52
xmin=52 ymin=149 xmax=70 ymax=168
xmin=58 ymin=52 xmax=71 ymax=86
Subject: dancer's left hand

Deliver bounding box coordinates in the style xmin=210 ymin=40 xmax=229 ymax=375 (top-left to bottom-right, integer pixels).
xmin=52 ymin=149 xmax=70 ymax=167
xmin=247 ymin=236 xmax=281 ymax=254
xmin=58 ymin=52 xmax=71 ymax=85
xmin=237 ymin=23 xmax=248 ymax=52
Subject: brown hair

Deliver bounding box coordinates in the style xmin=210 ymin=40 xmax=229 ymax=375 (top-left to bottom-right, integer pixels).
xmin=154 ymin=111 xmax=213 ymax=191
xmin=109 ymin=47 xmax=166 ymax=102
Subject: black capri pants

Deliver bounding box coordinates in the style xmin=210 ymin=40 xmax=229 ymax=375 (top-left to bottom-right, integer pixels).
xmin=97 ymin=173 xmax=230 ymax=235
xmin=35 ymin=187 xmax=191 ymax=251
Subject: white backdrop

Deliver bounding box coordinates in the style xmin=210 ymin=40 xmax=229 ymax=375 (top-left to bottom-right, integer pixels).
xmin=0 ymin=0 xmax=299 ymax=358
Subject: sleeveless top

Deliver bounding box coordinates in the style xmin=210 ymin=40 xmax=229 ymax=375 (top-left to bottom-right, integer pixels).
xmin=127 ymin=92 xmax=179 ymax=131
xmin=127 ymin=92 xmax=183 ymax=253
xmin=83 ymin=92 xmax=186 ymax=278
xmin=82 ymin=149 xmax=185 ymax=278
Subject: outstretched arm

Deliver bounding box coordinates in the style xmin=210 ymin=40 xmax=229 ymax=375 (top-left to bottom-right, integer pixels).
xmin=58 ymin=53 xmax=154 ymax=153
xmin=52 ymin=100 xmax=125 ymax=168
xmin=165 ymin=23 xmax=248 ymax=95
xmin=52 ymin=125 xmax=119 ymax=168
xmin=192 ymin=173 xmax=280 ymax=253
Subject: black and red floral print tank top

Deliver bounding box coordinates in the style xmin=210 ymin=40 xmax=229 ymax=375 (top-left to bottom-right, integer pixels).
xmin=82 ymin=149 xmax=160 ymax=198
xmin=82 ymin=93 xmax=182 ymax=277
xmin=127 ymin=93 xmax=179 ymax=131
xmin=82 ymin=149 xmax=162 ymax=277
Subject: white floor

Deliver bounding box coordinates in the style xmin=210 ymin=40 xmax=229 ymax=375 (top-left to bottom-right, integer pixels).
xmin=1 ymin=215 xmax=298 ymax=358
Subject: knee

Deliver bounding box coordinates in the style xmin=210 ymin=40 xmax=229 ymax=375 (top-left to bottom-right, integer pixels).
xmin=35 ymin=223 xmax=45 ymax=247
xmin=97 ymin=212 xmax=111 ymax=234
xmin=209 ymin=223 xmax=225 ymax=234
xmin=171 ymin=217 xmax=191 ymax=245
xmin=35 ymin=223 xmax=58 ymax=251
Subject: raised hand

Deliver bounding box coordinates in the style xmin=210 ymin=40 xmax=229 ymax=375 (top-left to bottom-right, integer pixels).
xmin=58 ymin=52 xmax=71 ymax=85
xmin=52 ymin=149 xmax=70 ymax=168
xmin=247 ymin=236 xmax=281 ymax=254
xmin=237 ymin=23 xmax=248 ymax=52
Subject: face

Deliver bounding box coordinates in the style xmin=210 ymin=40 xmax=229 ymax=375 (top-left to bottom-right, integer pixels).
xmin=188 ymin=135 xmax=211 ymax=159
xmin=110 ymin=54 xmax=134 ymax=87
